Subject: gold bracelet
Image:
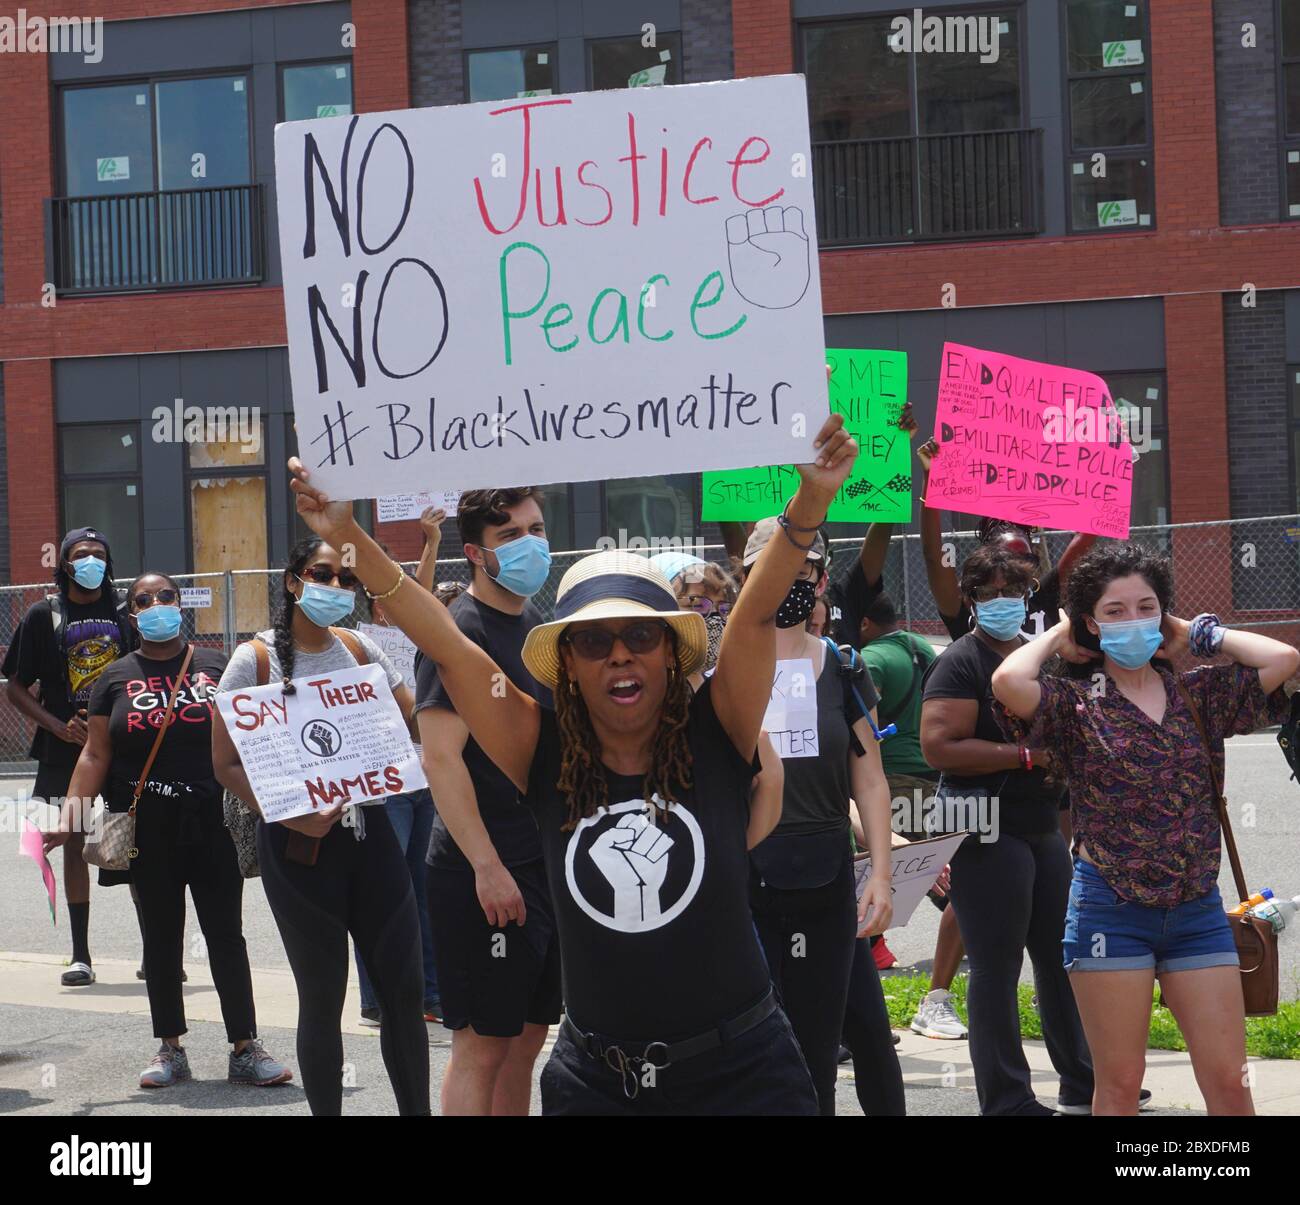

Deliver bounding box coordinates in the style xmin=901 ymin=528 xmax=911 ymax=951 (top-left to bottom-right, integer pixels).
xmin=365 ymin=563 xmax=407 ymax=601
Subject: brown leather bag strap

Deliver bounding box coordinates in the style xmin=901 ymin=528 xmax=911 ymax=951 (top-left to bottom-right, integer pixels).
xmin=1174 ymin=677 xmax=1250 ymax=904
xmin=331 ymin=627 xmax=369 ymax=666
xmin=130 ymin=644 xmax=195 ymax=814
xmin=251 ymin=638 xmax=270 ymax=687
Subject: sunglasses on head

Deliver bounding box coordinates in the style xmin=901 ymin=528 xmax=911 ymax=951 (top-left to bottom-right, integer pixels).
xmin=681 ymin=596 xmax=732 ymax=617
xmin=133 ymin=587 xmax=178 ymax=609
xmin=563 ymin=620 xmax=669 ymax=661
xmin=300 ymin=566 xmax=358 ymax=589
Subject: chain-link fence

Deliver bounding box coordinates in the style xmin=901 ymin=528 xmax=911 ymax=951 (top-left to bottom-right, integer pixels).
xmin=3 ymin=515 xmax=1298 ymax=774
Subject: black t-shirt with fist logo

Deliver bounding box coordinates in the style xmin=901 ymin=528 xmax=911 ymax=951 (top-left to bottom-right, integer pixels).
xmin=524 ymin=677 xmax=771 ymax=1041
xmin=90 ymin=646 xmax=228 ymax=810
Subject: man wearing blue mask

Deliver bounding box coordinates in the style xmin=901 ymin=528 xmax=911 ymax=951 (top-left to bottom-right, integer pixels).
xmin=413 ymin=486 xmax=559 ymax=1115
xmin=6 ymin=527 xmax=136 ymax=985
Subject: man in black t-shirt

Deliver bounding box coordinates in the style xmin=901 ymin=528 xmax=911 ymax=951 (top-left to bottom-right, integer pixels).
xmin=414 ymin=486 xmax=558 ymax=1116
xmin=6 ymin=527 xmax=135 ymax=986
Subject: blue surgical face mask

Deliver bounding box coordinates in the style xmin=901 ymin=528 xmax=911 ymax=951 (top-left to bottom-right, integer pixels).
xmin=974 ymin=596 xmax=1027 ymax=641
xmin=136 ymin=604 xmax=182 ymax=642
xmin=70 ymin=555 xmax=107 ymax=589
xmin=486 ymin=534 xmax=551 ymax=598
xmin=1097 ymin=615 xmax=1163 ymax=669
xmin=296 ymin=578 xmax=356 ymax=628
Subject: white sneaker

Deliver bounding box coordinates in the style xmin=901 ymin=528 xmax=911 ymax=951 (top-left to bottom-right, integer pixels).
xmin=910 ymin=989 xmax=968 ymax=1039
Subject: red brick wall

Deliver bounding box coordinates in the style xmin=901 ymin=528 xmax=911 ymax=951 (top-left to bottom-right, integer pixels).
xmin=732 ymin=0 xmax=793 ymax=78
xmin=3 ymin=361 xmax=58 ymax=583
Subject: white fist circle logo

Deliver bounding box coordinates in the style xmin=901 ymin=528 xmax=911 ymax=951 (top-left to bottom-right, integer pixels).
xmin=564 ymin=797 xmax=705 ymax=933
xmin=725 ymin=205 xmax=811 ymax=310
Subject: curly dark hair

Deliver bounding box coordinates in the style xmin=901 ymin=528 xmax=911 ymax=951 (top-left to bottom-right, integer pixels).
xmin=958 ymin=545 xmax=1036 ymax=607
xmin=1063 ymin=542 xmax=1173 ymax=658
xmin=553 ymin=626 xmax=693 ymax=832
xmin=272 ymin=536 xmax=357 ymax=695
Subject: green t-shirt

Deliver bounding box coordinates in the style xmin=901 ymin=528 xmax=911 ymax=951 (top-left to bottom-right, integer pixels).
xmin=862 ymin=630 xmax=937 ymax=777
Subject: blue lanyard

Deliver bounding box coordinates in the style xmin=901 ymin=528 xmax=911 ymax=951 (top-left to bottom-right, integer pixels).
xmin=820 ymin=636 xmax=896 ymax=742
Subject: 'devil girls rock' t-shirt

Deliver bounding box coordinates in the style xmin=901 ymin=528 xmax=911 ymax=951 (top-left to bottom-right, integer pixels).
xmin=524 ymin=678 xmax=770 ymax=1041
xmin=89 ymin=645 xmax=229 ymax=810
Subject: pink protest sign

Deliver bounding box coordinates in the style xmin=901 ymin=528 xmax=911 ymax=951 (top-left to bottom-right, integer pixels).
xmin=20 ymin=819 xmax=57 ymax=924
xmin=925 ymin=343 xmax=1133 ymax=538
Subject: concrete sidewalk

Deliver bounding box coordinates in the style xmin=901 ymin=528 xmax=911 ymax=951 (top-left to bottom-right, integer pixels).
xmin=5 ymin=949 xmax=1298 ymax=1114
xmin=887 ymin=1028 xmax=1300 ymax=1115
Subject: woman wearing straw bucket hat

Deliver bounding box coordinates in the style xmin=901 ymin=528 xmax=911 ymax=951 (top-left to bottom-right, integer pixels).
xmin=287 ymin=413 xmax=859 ymax=1115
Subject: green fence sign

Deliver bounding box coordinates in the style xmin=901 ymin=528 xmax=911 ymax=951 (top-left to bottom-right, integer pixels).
xmin=701 ymin=348 xmax=910 ymax=523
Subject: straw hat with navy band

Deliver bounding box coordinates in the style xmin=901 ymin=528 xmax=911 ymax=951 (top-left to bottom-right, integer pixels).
xmin=521 ymin=550 xmax=708 ymax=689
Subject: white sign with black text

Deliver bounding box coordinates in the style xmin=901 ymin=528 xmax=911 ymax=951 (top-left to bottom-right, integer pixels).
xmin=854 ymin=832 xmax=968 ymax=928
xmin=215 ymin=663 xmax=424 ymax=823
xmin=274 ymin=74 xmax=828 ymax=500
xmin=762 ymin=656 xmax=819 ymax=759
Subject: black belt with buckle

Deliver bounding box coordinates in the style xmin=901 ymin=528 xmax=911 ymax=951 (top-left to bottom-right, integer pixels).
xmin=561 ymin=988 xmax=777 ymax=1099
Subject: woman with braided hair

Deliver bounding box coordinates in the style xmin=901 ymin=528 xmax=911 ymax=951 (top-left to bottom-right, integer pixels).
xmin=212 ymin=536 xmax=428 ymax=1115
xmin=287 ymin=412 xmax=859 ymax=1116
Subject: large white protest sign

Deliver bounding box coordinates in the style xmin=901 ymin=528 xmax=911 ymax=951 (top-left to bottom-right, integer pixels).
xmin=375 ymin=490 xmax=460 ymax=523
xmin=274 ymin=75 xmax=827 ymax=500
xmin=357 ymin=621 xmax=417 ymax=691
xmin=215 ymin=663 xmax=425 ymax=823
xmin=854 ymin=832 xmax=968 ymax=928
xmin=763 ymin=656 xmax=819 ymax=759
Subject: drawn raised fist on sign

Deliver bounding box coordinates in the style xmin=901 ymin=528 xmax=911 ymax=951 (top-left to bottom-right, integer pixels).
xmin=725 ymin=206 xmax=811 ymax=310
xmin=304 ymin=721 xmax=340 ymax=757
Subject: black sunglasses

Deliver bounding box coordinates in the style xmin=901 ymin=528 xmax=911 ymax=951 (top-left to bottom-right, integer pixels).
xmin=563 ymin=620 xmax=669 ymax=661
xmin=681 ymin=596 xmax=732 ymax=617
xmin=133 ymin=587 xmax=179 ymax=609
xmin=300 ymin=565 xmax=358 ymax=589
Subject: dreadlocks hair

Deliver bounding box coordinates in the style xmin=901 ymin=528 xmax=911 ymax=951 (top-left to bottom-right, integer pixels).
xmin=553 ymin=626 xmax=694 ymax=832
xmin=272 ymin=535 xmax=330 ymax=695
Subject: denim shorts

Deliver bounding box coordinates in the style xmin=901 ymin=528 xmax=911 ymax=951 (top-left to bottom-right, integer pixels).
xmin=1063 ymin=858 xmax=1239 ymax=974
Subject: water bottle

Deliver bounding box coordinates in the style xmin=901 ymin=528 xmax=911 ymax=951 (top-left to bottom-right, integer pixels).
xmin=1228 ymin=888 xmax=1273 ymax=916
xmin=1249 ymin=895 xmax=1300 ymax=935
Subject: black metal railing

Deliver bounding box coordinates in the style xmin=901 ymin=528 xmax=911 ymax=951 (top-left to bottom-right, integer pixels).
xmin=813 ymin=128 xmax=1043 ymax=247
xmin=49 ymin=183 xmax=266 ymax=294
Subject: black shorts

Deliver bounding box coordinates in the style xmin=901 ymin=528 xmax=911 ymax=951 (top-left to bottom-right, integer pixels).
xmin=426 ymin=857 xmax=561 ymax=1037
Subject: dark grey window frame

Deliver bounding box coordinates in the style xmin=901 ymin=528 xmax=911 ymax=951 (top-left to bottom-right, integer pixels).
xmin=1279 ymin=0 xmax=1300 ymax=220
xmin=278 ymin=58 xmax=355 ymax=124
xmin=57 ymin=421 xmax=145 ymax=577
xmin=797 ymin=3 xmax=1029 ymax=141
xmin=462 ymin=41 xmax=560 ymax=104
xmin=57 ymin=68 xmax=257 ymax=197
xmin=1060 ymin=0 xmax=1156 ymax=234
xmin=1100 ymin=367 xmax=1169 ymax=526
xmin=585 ymin=30 xmax=684 ymax=92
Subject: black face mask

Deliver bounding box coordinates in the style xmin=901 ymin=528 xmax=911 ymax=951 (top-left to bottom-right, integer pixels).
xmin=703 ymin=611 xmax=727 ymax=671
xmin=775 ymin=580 xmax=818 ymax=629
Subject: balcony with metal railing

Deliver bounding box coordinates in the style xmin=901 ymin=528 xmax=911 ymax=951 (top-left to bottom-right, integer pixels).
xmin=813 ymin=128 xmax=1043 ymax=247
xmin=48 ymin=183 xmax=266 ymax=295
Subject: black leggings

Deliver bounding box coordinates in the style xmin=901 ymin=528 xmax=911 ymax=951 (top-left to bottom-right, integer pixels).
xmin=842 ymin=936 xmax=906 ymax=1115
xmin=751 ymin=851 xmax=857 ymax=1116
xmin=258 ymin=809 xmax=429 ymax=1115
xmin=130 ymin=792 xmax=255 ymax=1043
xmin=948 ymin=828 xmax=1093 ymax=1115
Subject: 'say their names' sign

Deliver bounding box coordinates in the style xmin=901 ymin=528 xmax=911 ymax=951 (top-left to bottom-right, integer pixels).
xmin=274 ymin=75 xmax=828 ymax=500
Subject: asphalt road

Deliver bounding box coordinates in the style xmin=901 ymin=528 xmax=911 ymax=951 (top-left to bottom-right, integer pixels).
xmin=1 ymin=730 xmax=1295 ymax=1117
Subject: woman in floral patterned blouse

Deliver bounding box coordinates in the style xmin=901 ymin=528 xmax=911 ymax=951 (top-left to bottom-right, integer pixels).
xmin=992 ymin=543 xmax=1298 ymax=1116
